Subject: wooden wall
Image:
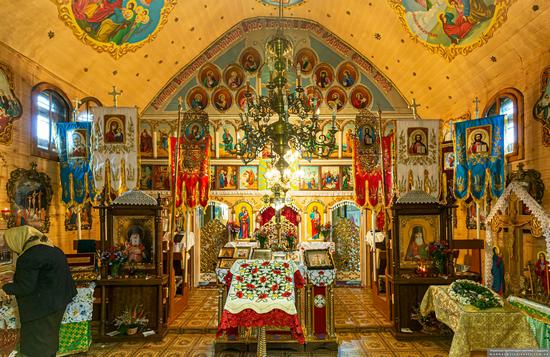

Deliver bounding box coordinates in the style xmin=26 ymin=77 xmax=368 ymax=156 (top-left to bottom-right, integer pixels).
xmin=0 ymin=42 xmax=99 ymax=253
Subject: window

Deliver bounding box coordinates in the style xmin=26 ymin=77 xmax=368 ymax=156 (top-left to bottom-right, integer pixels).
xmin=483 ymin=88 xmax=524 ymax=162
xmin=32 ymin=83 xmax=71 ymax=159
xmin=76 ymin=97 xmax=102 ymax=122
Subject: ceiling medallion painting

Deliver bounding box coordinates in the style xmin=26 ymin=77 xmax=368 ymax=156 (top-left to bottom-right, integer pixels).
xmin=52 ymin=0 xmax=177 ymax=59
xmin=390 ymin=0 xmax=516 ymax=61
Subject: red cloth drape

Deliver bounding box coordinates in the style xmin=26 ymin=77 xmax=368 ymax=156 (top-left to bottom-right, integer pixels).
xmin=258 ymin=206 xmax=299 ymax=226
xmin=169 ymin=135 xmax=210 ymax=209
xmin=313 ymin=285 xmax=327 ymax=337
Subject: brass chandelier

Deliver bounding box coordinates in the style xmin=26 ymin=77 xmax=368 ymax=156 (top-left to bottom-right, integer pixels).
xmin=223 ymin=5 xmax=338 ymax=175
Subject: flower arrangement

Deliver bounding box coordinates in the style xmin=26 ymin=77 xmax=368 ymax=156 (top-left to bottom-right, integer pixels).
xmin=284 ymin=231 xmax=297 ymax=251
xmin=254 ymin=228 xmax=269 ymax=249
xmin=449 ymin=279 xmax=503 ymax=310
xmin=113 ymin=304 xmax=148 ymax=335
xmin=100 ymin=244 xmax=128 ymax=277
xmin=428 ymin=241 xmax=452 ymax=274
xmin=320 ymin=223 xmax=332 ymax=239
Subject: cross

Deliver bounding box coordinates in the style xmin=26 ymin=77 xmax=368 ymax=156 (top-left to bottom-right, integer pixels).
xmin=108 ymin=86 xmax=122 ymax=108
xmin=409 ymin=98 xmax=421 ymax=119
xmin=72 ymin=97 xmax=82 ymax=120
xmin=473 ymin=96 xmax=480 ymax=119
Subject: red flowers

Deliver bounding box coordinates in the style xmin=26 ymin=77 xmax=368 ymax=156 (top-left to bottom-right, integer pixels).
xmin=273 ymin=269 xmax=281 ymax=275
xmin=251 ymin=267 xmax=259 ymax=274
xmin=259 ymin=276 xmax=267 ymax=283
xmin=261 ymin=261 xmax=270 ymax=267
xmin=282 ymin=291 xmax=291 ymax=297
xmin=241 ymin=263 xmax=249 ymax=268
xmin=258 ymin=293 xmax=268 ymax=299
xmin=271 ymin=284 xmax=279 ymax=292
xmin=236 ymin=275 xmax=243 ymax=282
xmin=319 ymin=271 xmax=325 ymax=275
xmin=236 ymin=291 xmax=243 ymax=298
xmin=285 ymin=276 xmax=292 ymax=282
xmin=246 ymin=283 xmax=256 ymax=290
xmin=283 ymin=262 xmax=290 ymax=269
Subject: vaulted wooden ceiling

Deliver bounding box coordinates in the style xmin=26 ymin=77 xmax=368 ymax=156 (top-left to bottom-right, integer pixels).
xmin=0 ymin=0 xmax=548 ymax=119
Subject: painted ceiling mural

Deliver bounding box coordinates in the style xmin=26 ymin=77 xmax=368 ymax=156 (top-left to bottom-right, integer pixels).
xmin=145 ymin=18 xmax=408 ymax=114
xmin=52 ymin=0 xmax=177 ymax=59
xmin=390 ymin=0 xmax=516 ymax=61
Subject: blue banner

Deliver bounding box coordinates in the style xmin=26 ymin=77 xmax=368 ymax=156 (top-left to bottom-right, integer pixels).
xmin=454 ymin=115 xmax=505 ymax=201
xmin=56 ymin=122 xmax=95 ymax=205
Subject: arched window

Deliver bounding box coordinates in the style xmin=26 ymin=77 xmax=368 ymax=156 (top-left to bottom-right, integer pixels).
xmin=483 ymin=88 xmax=524 ymax=162
xmin=31 ymin=83 xmax=71 ymax=159
xmin=76 ymin=97 xmax=102 ymax=122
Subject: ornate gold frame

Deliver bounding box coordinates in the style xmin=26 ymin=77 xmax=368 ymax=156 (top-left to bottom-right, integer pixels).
xmin=389 ymin=0 xmax=517 ymax=61
xmin=51 ymin=0 xmax=178 ymax=59
xmin=0 ymin=62 xmax=22 ymax=145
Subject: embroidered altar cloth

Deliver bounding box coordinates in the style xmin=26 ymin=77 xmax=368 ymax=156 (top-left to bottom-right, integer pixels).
xmin=421 ymin=285 xmax=537 ymax=357
xmin=217 ymin=259 xmax=305 ymax=343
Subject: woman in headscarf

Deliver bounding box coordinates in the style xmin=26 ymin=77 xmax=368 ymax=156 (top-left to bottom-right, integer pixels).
xmin=1 ymin=226 xmax=76 ymax=357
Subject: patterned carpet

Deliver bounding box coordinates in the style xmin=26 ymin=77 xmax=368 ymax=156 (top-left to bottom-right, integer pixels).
xmin=80 ymin=287 xmax=451 ymax=356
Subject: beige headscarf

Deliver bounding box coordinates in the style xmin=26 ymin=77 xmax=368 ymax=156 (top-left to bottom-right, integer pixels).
xmin=3 ymin=226 xmax=53 ymax=255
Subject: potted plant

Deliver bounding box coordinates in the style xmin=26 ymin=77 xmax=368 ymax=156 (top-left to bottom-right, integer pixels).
xmin=113 ymin=304 xmax=148 ymax=335
xmin=100 ymin=244 xmax=128 ymax=278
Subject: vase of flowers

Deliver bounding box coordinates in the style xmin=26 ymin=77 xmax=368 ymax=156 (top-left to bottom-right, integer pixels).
xmin=100 ymin=244 xmax=128 ymax=278
xmin=320 ymin=223 xmax=332 ymax=241
xmin=114 ymin=304 xmax=148 ymax=335
xmin=428 ymin=241 xmax=451 ymax=275
xmin=227 ymin=221 xmax=240 ymax=241
xmin=254 ymin=229 xmax=268 ymax=249
xmin=284 ymin=231 xmax=297 ymax=251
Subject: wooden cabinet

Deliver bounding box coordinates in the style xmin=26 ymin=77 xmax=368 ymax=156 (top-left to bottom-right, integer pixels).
xmin=94 ymin=191 xmax=169 ymax=342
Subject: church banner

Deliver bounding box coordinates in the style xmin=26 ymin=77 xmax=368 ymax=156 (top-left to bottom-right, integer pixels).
xmin=454 ymin=115 xmax=505 ymax=201
xmin=56 ymin=122 xmax=95 ymax=205
xmin=395 ymin=119 xmax=440 ymax=198
xmin=90 ymin=107 xmax=139 ymax=197
xmin=169 ymin=109 xmax=210 ymax=209
xmin=353 ymin=110 xmax=393 ymax=227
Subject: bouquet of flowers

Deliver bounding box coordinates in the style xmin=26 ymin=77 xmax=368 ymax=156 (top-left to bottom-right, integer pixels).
xmin=428 ymin=241 xmax=451 ymax=274
xmin=449 ymin=279 xmax=503 ymax=310
xmin=284 ymin=231 xmax=297 ymax=251
xmin=254 ymin=228 xmax=269 ymax=249
xmin=100 ymin=244 xmax=128 ymax=269
xmin=320 ymin=223 xmax=332 ymax=239
xmin=113 ymin=304 xmax=148 ymax=335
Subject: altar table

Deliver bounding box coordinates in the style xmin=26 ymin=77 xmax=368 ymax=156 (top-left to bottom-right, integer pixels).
xmin=421 ymin=285 xmax=537 ymax=357
xmin=216 ymin=260 xmax=305 ymax=346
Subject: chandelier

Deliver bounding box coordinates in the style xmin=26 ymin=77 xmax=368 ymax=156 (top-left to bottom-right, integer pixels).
xmin=223 ymin=4 xmax=338 ymax=175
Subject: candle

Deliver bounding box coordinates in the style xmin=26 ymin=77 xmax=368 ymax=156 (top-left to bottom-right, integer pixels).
xmin=153 ymin=131 xmax=158 ymax=158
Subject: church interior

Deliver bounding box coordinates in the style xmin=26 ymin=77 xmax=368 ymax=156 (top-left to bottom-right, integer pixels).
xmin=0 ymin=0 xmax=549 ymax=356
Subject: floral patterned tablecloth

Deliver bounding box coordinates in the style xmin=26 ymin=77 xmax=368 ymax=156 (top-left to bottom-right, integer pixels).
xmin=306 ymin=269 xmax=336 ymax=287
xmin=421 ymin=285 xmax=537 ymax=357
xmin=217 ymin=259 xmax=305 ymax=343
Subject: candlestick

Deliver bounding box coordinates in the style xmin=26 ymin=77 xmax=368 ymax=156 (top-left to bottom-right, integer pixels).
xmin=331 ymin=108 xmax=336 ymax=128
xmin=256 ymin=75 xmax=261 ymax=96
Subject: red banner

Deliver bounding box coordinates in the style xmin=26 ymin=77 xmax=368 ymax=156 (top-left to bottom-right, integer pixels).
xmin=353 ymin=133 xmax=393 ymax=228
xmin=169 ymin=135 xmax=210 ymax=209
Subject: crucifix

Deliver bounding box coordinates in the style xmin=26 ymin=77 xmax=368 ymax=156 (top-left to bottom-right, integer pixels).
xmin=72 ymin=97 xmax=82 ymax=120
xmin=409 ymin=98 xmax=421 ymax=119
xmin=473 ymin=96 xmax=480 ymax=119
xmin=108 ymin=86 xmax=123 ymax=108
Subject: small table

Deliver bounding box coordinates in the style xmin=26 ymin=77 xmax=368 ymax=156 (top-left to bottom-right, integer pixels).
xmin=216 ymin=259 xmax=305 ymax=357
xmin=421 ymin=285 xmax=537 ymax=357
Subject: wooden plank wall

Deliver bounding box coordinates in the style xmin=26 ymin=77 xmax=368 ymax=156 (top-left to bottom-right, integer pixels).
xmin=0 ymin=42 xmax=99 ymax=253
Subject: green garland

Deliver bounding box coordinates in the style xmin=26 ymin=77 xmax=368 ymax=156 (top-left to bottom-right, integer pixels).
xmin=449 ymin=280 xmax=503 ymax=310
xmin=509 ymin=300 xmax=550 ymax=324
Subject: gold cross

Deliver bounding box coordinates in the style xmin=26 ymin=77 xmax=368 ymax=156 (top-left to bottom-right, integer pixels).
xmin=409 ymin=98 xmax=421 ymax=119
xmin=472 ymin=96 xmax=480 ymax=119
xmin=108 ymin=86 xmax=122 ymax=107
